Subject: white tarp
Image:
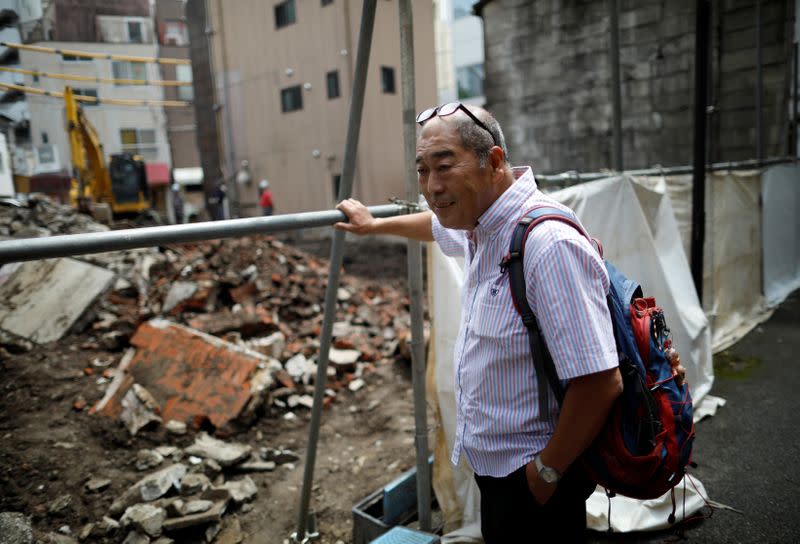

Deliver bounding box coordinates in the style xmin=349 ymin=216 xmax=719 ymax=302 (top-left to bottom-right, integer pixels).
xmin=429 ymin=175 xmax=716 ymax=539
xmin=762 ymin=163 xmax=800 ymax=307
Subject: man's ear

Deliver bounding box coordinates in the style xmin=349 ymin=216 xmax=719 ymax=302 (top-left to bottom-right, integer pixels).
xmin=489 ymin=146 xmax=505 ymax=177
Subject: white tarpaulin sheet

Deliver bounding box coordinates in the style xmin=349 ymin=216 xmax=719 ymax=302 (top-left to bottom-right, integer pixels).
xmin=762 ymin=163 xmax=800 ymax=307
xmin=429 ymin=175 xmax=715 ymax=539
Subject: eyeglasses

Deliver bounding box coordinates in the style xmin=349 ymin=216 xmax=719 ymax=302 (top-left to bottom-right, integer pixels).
xmin=415 ymin=102 xmax=498 ymax=147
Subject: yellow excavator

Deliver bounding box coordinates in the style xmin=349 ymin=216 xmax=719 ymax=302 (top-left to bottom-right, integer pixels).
xmin=64 ymin=86 xmax=151 ymax=222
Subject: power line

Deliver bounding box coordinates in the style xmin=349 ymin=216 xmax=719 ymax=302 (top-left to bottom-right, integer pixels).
xmin=0 ymin=81 xmax=192 ymax=107
xmin=0 ymin=42 xmax=191 ymax=65
xmin=0 ymin=66 xmax=191 ymax=87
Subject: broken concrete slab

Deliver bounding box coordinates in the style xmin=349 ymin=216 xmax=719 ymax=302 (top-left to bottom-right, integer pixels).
xmin=186 ymin=305 xmax=276 ymax=338
xmin=136 ymin=449 xmax=165 ymax=471
xmin=214 ymin=477 xmax=257 ymax=504
xmin=120 ymin=531 xmax=149 ymax=544
xmin=120 ymin=504 xmax=165 ymax=537
xmin=94 ymin=319 xmax=275 ymax=431
xmin=179 ymin=473 xmax=211 ymax=496
xmin=328 ymin=348 xmax=361 ymax=367
xmin=110 ymin=464 xmax=187 ymax=516
xmin=184 ymin=433 xmax=252 ymax=468
xmin=161 ymin=500 xmax=227 ymax=533
xmin=119 ymin=387 xmax=162 ymax=436
xmin=234 ymin=456 xmax=276 ymax=473
xmin=84 ymin=477 xmax=112 ymax=493
xmin=161 ymin=281 xmax=198 ymax=314
xmin=0 ymin=258 xmax=115 ymax=344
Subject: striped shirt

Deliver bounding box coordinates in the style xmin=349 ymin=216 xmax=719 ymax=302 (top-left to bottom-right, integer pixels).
xmin=431 ymin=166 xmax=618 ymax=477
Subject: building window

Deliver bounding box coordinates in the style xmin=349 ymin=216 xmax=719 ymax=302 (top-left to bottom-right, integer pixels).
xmin=112 ymin=61 xmax=147 ymax=85
xmin=381 ymin=66 xmax=395 ymax=94
xmin=74 ymin=88 xmax=99 ymax=105
xmin=332 ymin=174 xmax=341 ymax=200
xmin=41 ymin=132 xmax=48 ymax=144
xmin=281 ymin=85 xmax=303 ymax=113
xmin=128 ymin=20 xmax=143 ymax=43
xmin=457 ymin=63 xmax=484 ymax=100
xmin=275 ymin=0 xmax=296 ymax=28
xmin=322 ymin=0 xmax=334 ymax=5
xmin=61 ymin=54 xmax=91 ymax=62
xmin=160 ymin=20 xmax=189 ymax=46
xmin=176 ymin=65 xmax=193 ymax=101
xmin=120 ymin=128 xmax=157 ymax=160
xmin=326 ymin=70 xmax=340 ymax=99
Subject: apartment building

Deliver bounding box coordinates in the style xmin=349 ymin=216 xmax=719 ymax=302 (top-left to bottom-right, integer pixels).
xmin=205 ymin=0 xmax=438 ymax=216
xmin=21 ymin=0 xmax=173 ymax=189
xmin=435 ymin=0 xmax=485 ymax=106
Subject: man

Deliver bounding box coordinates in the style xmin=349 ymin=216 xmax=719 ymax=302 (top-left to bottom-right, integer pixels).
xmin=259 ymin=179 xmax=274 ymax=216
xmin=335 ymin=103 xmax=622 ymax=541
xmin=170 ymin=183 xmax=184 ymax=224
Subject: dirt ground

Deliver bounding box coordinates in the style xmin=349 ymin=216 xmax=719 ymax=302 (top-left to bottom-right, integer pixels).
xmin=0 ymin=235 xmax=435 ymax=544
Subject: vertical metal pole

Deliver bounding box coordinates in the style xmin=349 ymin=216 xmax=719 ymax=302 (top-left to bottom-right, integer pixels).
xmin=399 ymin=0 xmax=431 ymax=532
xmin=756 ymin=0 xmax=764 ymax=164
xmin=216 ymin=0 xmax=240 ymax=218
xmin=794 ymin=42 xmax=798 ymax=156
xmin=609 ymin=0 xmax=623 ymax=171
xmin=691 ymin=0 xmax=711 ymax=301
xmin=293 ymin=0 xmax=378 ymax=541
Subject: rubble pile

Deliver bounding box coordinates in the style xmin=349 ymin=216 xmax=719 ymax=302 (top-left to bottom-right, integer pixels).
xmin=1 ymin=195 xmax=422 ymax=542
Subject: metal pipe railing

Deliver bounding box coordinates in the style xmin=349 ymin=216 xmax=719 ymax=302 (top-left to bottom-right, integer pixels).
xmin=293 ymin=0 xmax=378 ymax=541
xmin=0 ymin=204 xmax=408 ymax=265
xmin=534 ymin=156 xmax=796 ymax=186
xmin=399 ymin=0 xmax=432 ymax=532
xmin=609 ymin=0 xmax=623 ymax=171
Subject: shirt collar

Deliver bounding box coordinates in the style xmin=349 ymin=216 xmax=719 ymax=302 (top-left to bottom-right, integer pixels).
xmin=472 ymin=166 xmax=538 ymax=240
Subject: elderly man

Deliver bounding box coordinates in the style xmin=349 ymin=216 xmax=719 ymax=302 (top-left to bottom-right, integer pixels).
xmin=335 ymin=103 xmax=622 ymax=542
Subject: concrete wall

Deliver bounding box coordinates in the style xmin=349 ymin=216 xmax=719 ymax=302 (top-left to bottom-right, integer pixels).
xmin=479 ymin=0 xmax=794 ymax=173
xmin=52 ymin=0 xmax=150 ymax=42
xmin=207 ymin=0 xmax=438 ymax=216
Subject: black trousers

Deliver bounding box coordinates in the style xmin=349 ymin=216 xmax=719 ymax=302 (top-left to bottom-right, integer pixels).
xmin=474 ymin=464 xmax=594 ymax=543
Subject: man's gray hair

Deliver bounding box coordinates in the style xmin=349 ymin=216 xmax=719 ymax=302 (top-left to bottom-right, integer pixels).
xmin=455 ymin=106 xmax=511 ymax=168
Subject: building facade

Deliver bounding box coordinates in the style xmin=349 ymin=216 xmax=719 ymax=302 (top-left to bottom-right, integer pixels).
xmin=205 ymin=0 xmax=438 ymax=216
xmin=435 ymin=0 xmax=485 ymax=105
xmin=476 ymin=0 xmax=798 ymax=173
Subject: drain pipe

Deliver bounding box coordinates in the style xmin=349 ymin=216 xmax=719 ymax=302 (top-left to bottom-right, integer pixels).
xmin=292 ymin=0 xmax=378 ymax=542
xmin=399 ymin=0 xmax=432 ymax=532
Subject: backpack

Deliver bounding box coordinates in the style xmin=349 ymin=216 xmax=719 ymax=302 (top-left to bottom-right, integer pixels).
xmin=502 ymin=205 xmax=695 ymax=508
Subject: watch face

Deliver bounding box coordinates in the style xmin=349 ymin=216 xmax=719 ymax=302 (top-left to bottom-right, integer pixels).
xmin=541 ymin=468 xmax=559 ymax=484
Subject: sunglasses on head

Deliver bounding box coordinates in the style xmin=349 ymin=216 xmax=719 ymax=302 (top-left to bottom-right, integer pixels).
xmin=415 ymin=102 xmax=498 ymax=147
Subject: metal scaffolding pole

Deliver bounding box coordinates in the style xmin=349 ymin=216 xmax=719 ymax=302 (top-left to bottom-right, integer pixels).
xmin=0 ymin=205 xmax=410 ymax=265
xmin=293 ymin=0 xmax=377 ymax=541
xmin=399 ymin=0 xmax=432 ymax=532
xmin=609 ymin=0 xmax=623 ymax=171
xmin=691 ymin=0 xmax=711 ymax=302
xmin=756 ymin=0 xmax=764 ymax=164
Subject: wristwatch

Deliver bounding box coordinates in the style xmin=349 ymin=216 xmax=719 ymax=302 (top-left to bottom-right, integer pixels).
xmin=534 ymin=453 xmax=562 ymax=484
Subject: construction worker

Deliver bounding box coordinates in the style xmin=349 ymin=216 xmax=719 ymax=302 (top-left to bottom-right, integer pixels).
xmin=258 ymin=179 xmax=274 ymax=216
xmin=170 ymin=183 xmax=184 ymax=224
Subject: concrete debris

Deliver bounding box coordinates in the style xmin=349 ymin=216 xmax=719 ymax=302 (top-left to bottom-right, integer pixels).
xmin=110 ymin=464 xmax=187 ymax=516
xmin=0 ymin=258 xmax=115 ymax=344
xmin=119 ymin=387 xmax=163 ymax=436
xmin=284 ymin=353 xmax=314 ymax=381
xmin=328 ymin=347 xmax=361 ymax=367
xmin=41 ymin=533 xmax=77 ymax=544
xmin=160 ymin=499 xmax=227 ymax=533
xmin=179 ymin=473 xmax=212 ymax=496
xmin=120 ymin=503 xmax=165 ymax=537
xmin=242 ymin=331 xmax=285 ymax=359
xmin=215 ymin=477 xmax=257 ymax=504
xmin=47 ymin=495 xmax=73 ymax=515
xmin=234 ymin=457 xmax=276 ymax=473
xmin=161 ymin=281 xmax=198 ymax=314
xmin=84 ymin=477 xmax=112 ymax=493
xmin=215 ymin=516 xmax=244 ymax=544
xmin=261 ymin=448 xmax=300 ymax=465
xmin=0 ymin=511 xmax=33 ymax=544
xmin=184 ymin=433 xmax=252 ymax=467
xmin=348 ymin=378 xmax=366 ymax=392
xmin=136 ymin=449 xmax=165 ymax=471
xmin=164 ymin=420 xmax=187 ymax=435
xmin=120 ymin=531 xmax=149 ymax=544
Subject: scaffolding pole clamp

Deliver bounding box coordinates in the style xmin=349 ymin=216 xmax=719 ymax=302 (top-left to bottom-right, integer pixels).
xmin=389 ymin=197 xmax=424 ymax=214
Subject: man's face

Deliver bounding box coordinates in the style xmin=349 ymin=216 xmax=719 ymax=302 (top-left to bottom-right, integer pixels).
xmin=416 ymin=117 xmax=495 ymax=230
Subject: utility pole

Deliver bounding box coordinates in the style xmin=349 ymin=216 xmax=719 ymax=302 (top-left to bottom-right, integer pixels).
xmin=186 ymin=0 xmax=225 ymax=220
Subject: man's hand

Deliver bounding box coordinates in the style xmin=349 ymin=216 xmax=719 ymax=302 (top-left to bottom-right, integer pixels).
xmin=524 ymin=461 xmax=557 ymax=505
xmin=334 ymin=198 xmax=377 ymax=236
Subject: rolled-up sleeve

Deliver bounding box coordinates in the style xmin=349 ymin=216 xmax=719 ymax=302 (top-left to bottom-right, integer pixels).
xmin=527 ymin=237 xmax=618 ymax=380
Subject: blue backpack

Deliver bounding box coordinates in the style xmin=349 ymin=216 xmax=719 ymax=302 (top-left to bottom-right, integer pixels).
xmin=503 ymin=205 xmax=695 ymax=508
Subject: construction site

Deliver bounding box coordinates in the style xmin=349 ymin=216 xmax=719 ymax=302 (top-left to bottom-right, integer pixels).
xmin=1 ymin=0 xmax=799 ymax=543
